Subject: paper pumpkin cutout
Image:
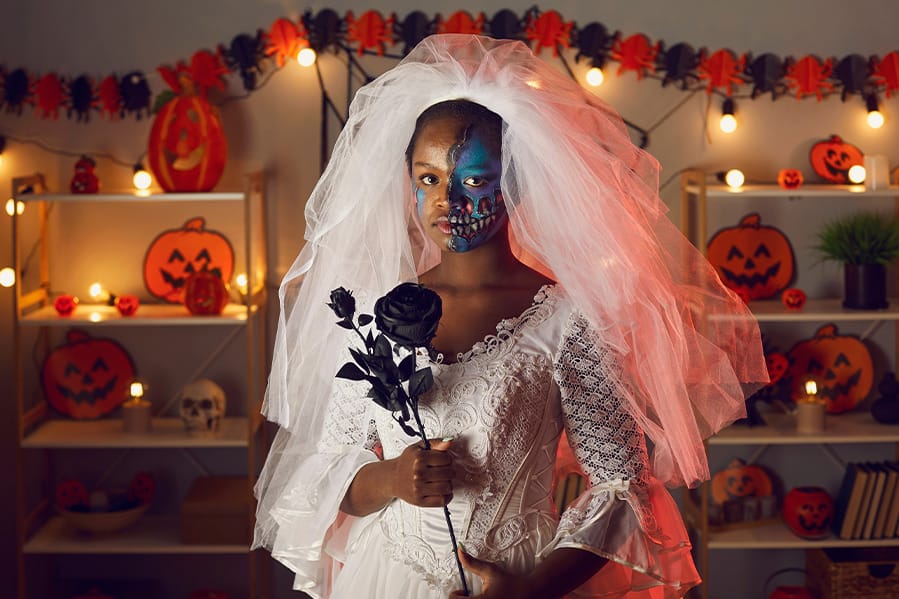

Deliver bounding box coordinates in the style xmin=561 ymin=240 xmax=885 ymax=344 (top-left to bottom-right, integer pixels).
xmin=706 ymin=213 xmax=796 ymax=300
xmin=148 ymin=92 xmax=227 ymax=192
xmin=809 ymin=134 xmax=863 ymax=183
xmin=782 ymin=486 xmax=833 ymax=540
xmin=143 ymin=217 xmax=234 ymax=303
xmin=711 ymin=458 xmax=773 ymax=504
xmin=787 ymin=323 xmax=873 ymax=414
xmin=41 ymin=329 xmax=136 ymax=419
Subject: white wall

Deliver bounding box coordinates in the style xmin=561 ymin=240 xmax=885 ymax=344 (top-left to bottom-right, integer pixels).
xmin=2 ymin=1 xmax=899 ymax=597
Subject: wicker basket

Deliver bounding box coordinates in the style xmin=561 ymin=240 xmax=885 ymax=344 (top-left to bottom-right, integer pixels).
xmin=806 ymin=548 xmax=899 ymax=599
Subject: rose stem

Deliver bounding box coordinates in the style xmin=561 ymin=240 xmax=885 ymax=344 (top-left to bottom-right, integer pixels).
xmin=411 ymin=400 xmax=469 ymax=596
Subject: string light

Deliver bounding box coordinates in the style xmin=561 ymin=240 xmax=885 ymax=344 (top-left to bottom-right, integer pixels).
xmin=866 ymin=95 xmax=885 ymax=129
xmin=6 ymin=198 xmax=24 ymax=216
xmin=297 ymin=47 xmax=317 ymax=67
xmin=585 ymin=67 xmax=605 ymax=87
xmin=848 ymin=164 xmax=866 ymax=184
xmin=0 ymin=267 xmax=15 ymax=288
xmin=719 ymin=98 xmax=737 ymax=133
xmin=132 ymin=163 xmax=152 ymax=191
xmin=718 ymin=168 xmax=745 ymax=190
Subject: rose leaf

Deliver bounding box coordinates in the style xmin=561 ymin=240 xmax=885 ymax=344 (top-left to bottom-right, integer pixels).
xmin=358 ymin=313 xmax=373 ymax=326
xmin=336 ymin=362 xmax=367 ymax=381
xmin=398 ymin=353 xmax=415 ymax=381
xmin=409 ymin=367 xmax=434 ymax=397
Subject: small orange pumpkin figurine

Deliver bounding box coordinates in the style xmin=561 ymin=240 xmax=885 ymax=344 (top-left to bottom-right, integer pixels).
xmin=183 ymin=270 xmax=229 ymax=315
xmin=777 ymin=168 xmax=804 ymax=189
xmin=782 ymin=486 xmax=833 ymax=539
xmin=781 ymin=288 xmax=807 ymax=310
xmin=707 ymin=213 xmax=796 ymax=300
xmin=711 ymin=458 xmax=774 ymax=504
xmin=787 ymin=323 xmax=873 ymax=413
xmin=809 ymin=134 xmax=863 ymax=183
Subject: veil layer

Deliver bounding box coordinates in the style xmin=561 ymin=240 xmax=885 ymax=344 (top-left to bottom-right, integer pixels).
xmin=256 ymin=36 xmax=767 ymax=537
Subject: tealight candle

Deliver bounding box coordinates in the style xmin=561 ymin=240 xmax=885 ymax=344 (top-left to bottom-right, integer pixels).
xmin=796 ymin=378 xmax=825 ymax=434
xmin=122 ymin=380 xmax=152 ymax=433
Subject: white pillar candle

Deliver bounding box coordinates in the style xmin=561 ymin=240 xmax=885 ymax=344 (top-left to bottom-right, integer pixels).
xmin=122 ymin=399 xmax=152 ymax=433
xmin=796 ymin=400 xmax=825 ymax=434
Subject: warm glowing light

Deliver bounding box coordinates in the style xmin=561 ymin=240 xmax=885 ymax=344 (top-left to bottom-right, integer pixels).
xmin=235 ymin=272 xmax=248 ymax=293
xmin=130 ymin=381 xmax=145 ymax=399
xmin=132 ymin=166 xmax=152 ymax=190
xmin=848 ymin=165 xmax=866 ymax=184
xmin=526 ymin=79 xmax=542 ymax=89
xmin=724 ymin=169 xmax=745 ymax=189
xmin=5 ymin=198 xmax=24 ymax=216
xmin=719 ymin=113 xmax=737 ymax=134
xmin=867 ymin=110 xmax=885 ymax=129
xmin=89 ymin=282 xmax=111 ymax=303
xmin=297 ymin=47 xmax=317 ymax=67
xmin=0 ymin=267 xmax=15 ymax=287
xmin=88 ymin=311 xmax=102 ymax=322
xmin=0 ymin=155 xmax=4 ymax=167
xmin=585 ymin=67 xmax=605 ymax=87
xmin=804 ymin=379 xmax=818 ymax=396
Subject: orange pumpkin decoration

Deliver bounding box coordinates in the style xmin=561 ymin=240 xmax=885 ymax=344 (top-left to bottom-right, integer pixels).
xmin=40 ymin=330 xmax=136 ymax=419
xmin=183 ymin=270 xmax=229 ymax=315
xmin=711 ymin=458 xmax=773 ymax=504
xmin=143 ymin=217 xmax=234 ymax=303
xmin=707 ymin=213 xmax=796 ymax=300
xmin=781 ymin=288 xmax=807 ymax=310
xmin=115 ymin=294 xmax=140 ymax=316
xmin=54 ymin=294 xmax=78 ymax=317
xmin=809 ymin=134 xmax=863 ymax=183
xmin=777 ymin=168 xmax=804 ymax=189
xmin=148 ymin=76 xmax=227 ymax=192
xmin=787 ymin=323 xmax=873 ymax=414
xmin=56 ymin=479 xmax=89 ymax=510
xmin=782 ymin=486 xmax=833 ymax=539
xmin=766 ymin=351 xmax=790 ymax=385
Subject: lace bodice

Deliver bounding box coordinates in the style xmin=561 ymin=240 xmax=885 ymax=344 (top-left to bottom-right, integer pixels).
xmin=318 ymin=285 xmax=654 ymax=591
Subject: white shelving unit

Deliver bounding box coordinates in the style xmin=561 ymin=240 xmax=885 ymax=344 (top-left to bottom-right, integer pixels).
xmin=679 ymin=169 xmax=899 ymax=599
xmin=11 ymin=173 xmax=269 ymax=599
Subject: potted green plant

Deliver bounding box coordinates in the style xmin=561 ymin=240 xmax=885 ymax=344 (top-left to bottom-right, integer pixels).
xmin=814 ymin=211 xmax=899 ymax=309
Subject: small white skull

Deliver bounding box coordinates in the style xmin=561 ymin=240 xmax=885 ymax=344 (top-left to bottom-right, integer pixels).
xmin=178 ymin=379 xmax=226 ymax=435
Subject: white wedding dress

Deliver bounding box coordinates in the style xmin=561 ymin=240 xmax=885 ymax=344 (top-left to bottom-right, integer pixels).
xmin=267 ymin=285 xmax=700 ymax=598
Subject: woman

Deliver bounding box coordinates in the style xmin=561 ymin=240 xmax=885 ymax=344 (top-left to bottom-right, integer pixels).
xmin=253 ymin=35 xmax=767 ymax=598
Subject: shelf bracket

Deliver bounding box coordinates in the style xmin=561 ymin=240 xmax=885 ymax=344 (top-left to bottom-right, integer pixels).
xmin=859 ymin=319 xmax=884 ymax=341
xmin=817 ymin=443 xmax=847 ymax=471
xmin=180 ymin=448 xmax=211 ymax=477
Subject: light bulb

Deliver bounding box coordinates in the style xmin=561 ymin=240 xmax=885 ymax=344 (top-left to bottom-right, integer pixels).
xmin=0 ymin=267 xmax=15 ymax=287
xmin=724 ymin=169 xmax=745 ymax=189
xmin=585 ymin=67 xmax=605 ymax=87
xmin=132 ymin=164 xmax=152 ymax=190
xmin=867 ymin=110 xmax=885 ymax=129
xmin=5 ymin=198 xmax=24 ymax=216
xmin=297 ymin=47 xmax=317 ymax=67
xmin=235 ymin=272 xmax=248 ymax=293
xmin=719 ymin=114 xmax=737 ymax=134
xmin=89 ymin=282 xmax=111 ymax=303
xmin=848 ymin=164 xmax=866 ymax=184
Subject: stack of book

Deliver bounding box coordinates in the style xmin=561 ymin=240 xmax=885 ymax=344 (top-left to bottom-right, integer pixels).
xmin=831 ymin=461 xmax=899 ymax=540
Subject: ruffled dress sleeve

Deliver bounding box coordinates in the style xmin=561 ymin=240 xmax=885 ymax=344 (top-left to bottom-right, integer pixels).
xmin=252 ymin=377 xmax=381 ymax=599
xmin=542 ymin=311 xmax=701 ymax=599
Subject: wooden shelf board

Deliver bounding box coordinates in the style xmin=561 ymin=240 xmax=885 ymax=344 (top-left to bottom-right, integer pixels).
xmin=18 ymin=303 xmax=253 ymax=326
xmin=684 ymin=183 xmax=898 ymax=197
xmin=23 ymin=515 xmax=250 ymax=554
xmin=707 ymin=519 xmax=899 ymax=549
xmin=710 ymin=411 xmax=899 ymax=445
xmin=22 ymin=417 xmax=250 ymax=448
xmin=748 ymin=298 xmax=899 ymax=322
xmin=14 ymin=191 xmax=246 ymax=203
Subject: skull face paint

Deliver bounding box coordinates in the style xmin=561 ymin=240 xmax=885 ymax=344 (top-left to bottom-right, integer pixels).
xmin=445 ymin=126 xmax=507 ymax=252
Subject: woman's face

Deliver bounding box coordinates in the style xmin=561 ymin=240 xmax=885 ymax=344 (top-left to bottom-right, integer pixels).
xmin=410 ymin=117 xmax=507 ymax=253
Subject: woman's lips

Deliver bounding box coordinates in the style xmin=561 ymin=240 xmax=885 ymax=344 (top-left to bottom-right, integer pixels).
xmin=435 ymin=216 xmax=451 ymax=235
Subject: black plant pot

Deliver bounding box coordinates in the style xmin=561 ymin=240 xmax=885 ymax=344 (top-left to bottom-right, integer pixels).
xmin=843 ymin=263 xmax=888 ymax=310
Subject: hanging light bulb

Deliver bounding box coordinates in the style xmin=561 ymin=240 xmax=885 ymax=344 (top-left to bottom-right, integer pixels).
xmin=721 ymin=168 xmax=745 ymax=189
xmin=0 ymin=267 xmax=15 ymax=288
xmin=848 ymin=164 xmax=866 ymax=184
xmin=132 ymin=163 xmax=152 ymax=191
xmin=5 ymin=197 xmax=24 ymax=216
xmin=297 ymin=47 xmax=317 ymax=67
xmin=866 ymin=95 xmax=885 ymax=129
xmin=719 ymin=98 xmax=737 ymax=133
xmin=585 ymin=67 xmax=605 ymax=87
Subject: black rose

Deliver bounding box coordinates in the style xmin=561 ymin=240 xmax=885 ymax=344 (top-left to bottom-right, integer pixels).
xmin=327 ymin=287 xmax=356 ymax=320
xmin=374 ymin=283 xmax=442 ymax=349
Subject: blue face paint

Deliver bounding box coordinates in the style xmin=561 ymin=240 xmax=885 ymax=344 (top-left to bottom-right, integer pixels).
xmin=415 ymin=185 xmax=427 ymax=218
xmin=446 ymin=127 xmax=507 ymax=252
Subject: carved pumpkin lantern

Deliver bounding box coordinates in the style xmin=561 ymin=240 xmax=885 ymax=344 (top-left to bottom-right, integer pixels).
xmin=143 ymin=217 xmax=234 ymax=304
xmin=777 ymin=168 xmax=804 ymax=190
xmin=781 ymin=288 xmax=807 ymax=310
xmin=54 ymin=294 xmax=78 ymax=317
xmin=114 ymin=294 xmax=140 ymax=316
xmin=711 ymin=458 xmax=774 ymax=504
xmin=809 ymin=134 xmax=864 ymax=183
xmin=56 ymin=479 xmax=89 ymax=510
xmin=183 ymin=270 xmax=229 ymax=315
xmin=787 ymin=323 xmax=873 ymax=414
xmin=782 ymin=486 xmax=833 ymax=539
xmin=707 ymin=213 xmax=796 ymax=300
xmin=40 ymin=330 xmax=136 ymax=419
xmin=147 ymin=71 xmax=227 ymax=192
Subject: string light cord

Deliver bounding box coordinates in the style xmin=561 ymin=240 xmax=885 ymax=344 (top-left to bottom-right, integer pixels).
xmin=1 ymin=133 xmax=138 ymax=169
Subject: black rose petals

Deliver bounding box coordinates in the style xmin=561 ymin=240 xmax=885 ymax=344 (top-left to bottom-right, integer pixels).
xmin=374 ymin=283 xmax=442 ymax=349
xmin=327 ymin=287 xmax=356 ymax=320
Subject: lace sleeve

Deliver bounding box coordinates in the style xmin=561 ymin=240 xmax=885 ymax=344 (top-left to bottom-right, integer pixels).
xmin=317 ymin=377 xmax=381 ymax=454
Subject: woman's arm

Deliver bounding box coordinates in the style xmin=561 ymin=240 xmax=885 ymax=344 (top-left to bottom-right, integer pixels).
xmin=340 ymin=439 xmax=455 ymax=516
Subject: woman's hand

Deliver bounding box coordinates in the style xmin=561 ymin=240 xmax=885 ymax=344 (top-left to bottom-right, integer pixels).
xmin=393 ymin=438 xmax=455 ymax=508
xmin=448 ymin=548 xmax=534 ymax=599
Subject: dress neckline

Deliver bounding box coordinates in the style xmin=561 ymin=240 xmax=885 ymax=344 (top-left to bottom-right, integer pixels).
xmin=425 ymin=283 xmax=558 ymax=366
